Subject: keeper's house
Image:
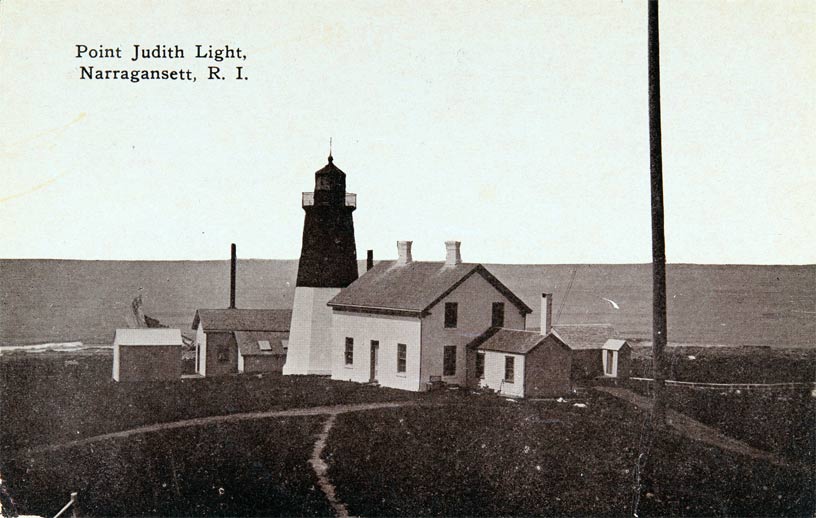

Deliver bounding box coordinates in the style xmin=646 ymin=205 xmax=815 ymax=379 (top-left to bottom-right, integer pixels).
xmin=112 ymin=328 xmax=183 ymax=382
xmin=328 ymin=241 xmax=532 ymax=391
xmin=191 ymin=309 xmax=291 ymax=377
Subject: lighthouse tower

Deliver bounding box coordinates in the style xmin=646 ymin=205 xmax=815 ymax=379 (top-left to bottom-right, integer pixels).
xmin=283 ymin=154 xmax=359 ymax=375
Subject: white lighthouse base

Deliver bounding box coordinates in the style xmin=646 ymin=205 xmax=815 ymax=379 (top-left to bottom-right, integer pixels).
xmin=283 ymin=286 xmax=341 ymax=375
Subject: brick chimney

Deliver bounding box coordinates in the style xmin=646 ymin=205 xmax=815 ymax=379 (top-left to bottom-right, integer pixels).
xmin=396 ymin=241 xmax=413 ymax=265
xmin=444 ymin=241 xmax=462 ymax=266
xmin=366 ymin=249 xmax=374 ymax=271
xmin=540 ymin=293 xmax=553 ymax=335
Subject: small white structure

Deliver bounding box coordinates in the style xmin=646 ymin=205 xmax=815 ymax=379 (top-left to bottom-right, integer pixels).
xmin=112 ymin=328 xmax=183 ymax=382
xmin=601 ymin=338 xmax=631 ymax=378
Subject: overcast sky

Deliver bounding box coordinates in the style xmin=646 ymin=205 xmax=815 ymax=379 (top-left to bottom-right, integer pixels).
xmin=1 ymin=0 xmax=813 ymax=264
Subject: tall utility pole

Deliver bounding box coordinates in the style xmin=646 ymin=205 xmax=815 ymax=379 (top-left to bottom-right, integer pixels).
xmin=648 ymin=0 xmax=668 ymax=424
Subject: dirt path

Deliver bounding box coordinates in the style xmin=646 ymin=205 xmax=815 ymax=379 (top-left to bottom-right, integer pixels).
xmin=310 ymin=415 xmax=349 ymax=518
xmin=29 ymin=401 xmax=417 ymax=454
xmin=595 ymin=386 xmax=786 ymax=465
xmin=25 ymin=400 xmax=420 ymax=517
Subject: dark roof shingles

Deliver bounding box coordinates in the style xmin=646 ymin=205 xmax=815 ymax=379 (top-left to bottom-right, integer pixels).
xmin=475 ymin=328 xmax=547 ymax=354
xmin=192 ymin=309 xmax=292 ymax=332
xmin=234 ymin=331 xmax=289 ymax=356
xmin=552 ymin=325 xmax=616 ymax=350
xmin=328 ymin=261 xmax=531 ymax=314
xmin=471 ymin=324 xmax=616 ymax=354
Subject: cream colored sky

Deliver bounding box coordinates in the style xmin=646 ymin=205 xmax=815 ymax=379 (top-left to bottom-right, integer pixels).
xmin=1 ymin=0 xmax=813 ymax=264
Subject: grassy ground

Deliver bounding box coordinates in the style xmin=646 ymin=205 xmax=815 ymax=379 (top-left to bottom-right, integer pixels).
xmin=4 ymin=417 xmax=332 ymax=517
xmin=0 ymin=354 xmax=417 ymax=455
xmin=1 ymin=353 xmax=422 ymax=516
xmin=629 ymin=344 xmax=815 ymax=383
xmin=626 ymin=383 xmax=815 ymax=466
xmin=326 ymin=391 xmax=814 ymax=516
xmin=3 ymin=352 xmax=814 ymax=516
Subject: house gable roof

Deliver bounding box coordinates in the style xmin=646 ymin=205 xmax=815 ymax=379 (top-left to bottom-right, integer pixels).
xmin=472 ymin=327 xmax=571 ymax=355
xmin=114 ymin=328 xmax=183 ymax=346
xmin=475 ymin=328 xmax=546 ymax=354
xmin=234 ymin=331 xmax=289 ymax=356
xmin=552 ymin=324 xmax=616 ymax=350
xmin=327 ymin=261 xmax=532 ymax=315
xmin=468 ymin=323 xmax=617 ymax=355
xmin=191 ymin=309 xmax=292 ymax=332
xmin=602 ymin=338 xmax=630 ymax=351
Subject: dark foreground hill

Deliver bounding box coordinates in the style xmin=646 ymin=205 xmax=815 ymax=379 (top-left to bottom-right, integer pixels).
xmin=1 ymin=260 xmax=813 ymax=347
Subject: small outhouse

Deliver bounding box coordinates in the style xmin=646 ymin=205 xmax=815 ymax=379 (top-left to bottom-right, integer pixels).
xmin=601 ymin=339 xmax=631 ymax=378
xmin=112 ymin=328 xmax=183 ymax=382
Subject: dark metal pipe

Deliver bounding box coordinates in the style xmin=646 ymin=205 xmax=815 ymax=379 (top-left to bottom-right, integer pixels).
xmin=230 ymin=243 xmax=237 ymax=309
xmin=366 ymin=249 xmax=374 ymax=271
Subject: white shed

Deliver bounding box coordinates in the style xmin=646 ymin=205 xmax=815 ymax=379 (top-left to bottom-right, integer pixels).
xmin=601 ymin=339 xmax=631 ymax=378
xmin=112 ymin=328 xmax=183 ymax=382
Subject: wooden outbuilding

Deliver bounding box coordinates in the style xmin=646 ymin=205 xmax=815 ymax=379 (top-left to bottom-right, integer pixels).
xmin=112 ymin=328 xmax=183 ymax=382
xmin=191 ymin=309 xmax=291 ymax=377
xmin=235 ymin=331 xmax=288 ymax=374
xmin=553 ymin=325 xmax=616 ymax=381
xmin=601 ymin=339 xmax=631 ymax=378
xmin=470 ymin=328 xmax=573 ymax=398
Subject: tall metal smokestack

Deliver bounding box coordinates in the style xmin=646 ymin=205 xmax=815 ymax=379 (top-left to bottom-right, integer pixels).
xmin=230 ymin=243 xmax=237 ymax=309
xmin=366 ymin=249 xmax=374 ymax=271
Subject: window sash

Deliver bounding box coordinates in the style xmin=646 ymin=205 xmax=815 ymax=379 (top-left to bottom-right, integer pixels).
xmin=476 ymin=352 xmax=485 ymax=379
xmin=504 ymin=356 xmax=515 ymax=382
xmin=397 ymin=343 xmax=407 ymax=373
xmin=492 ymin=302 xmax=505 ymax=327
xmin=443 ymin=345 xmax=456 ymax=376
xmin=345 ymin=337 xmax=354 ymax=365
xmin=444 ymin=302 xmax=458 ymax=328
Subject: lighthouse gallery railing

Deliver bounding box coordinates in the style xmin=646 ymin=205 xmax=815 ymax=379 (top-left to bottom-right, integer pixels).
xmin=302 ymin=192 xmax=356 ymax=208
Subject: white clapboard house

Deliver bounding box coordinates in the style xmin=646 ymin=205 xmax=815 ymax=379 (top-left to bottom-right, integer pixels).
xmin=327 ymin=241 xmax=532 ymax=391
